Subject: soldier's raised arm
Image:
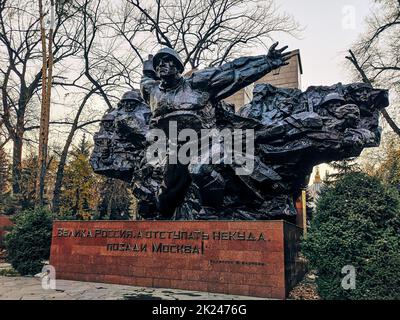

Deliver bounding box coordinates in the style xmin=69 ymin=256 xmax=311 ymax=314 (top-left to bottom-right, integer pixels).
xmin=189 ymin=42 xmax=291 ymax=101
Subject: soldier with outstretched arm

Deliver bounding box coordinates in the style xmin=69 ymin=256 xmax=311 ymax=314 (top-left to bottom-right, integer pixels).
xmin=139 ymin=43 xmax=291 ymax=219
xmin=141 ymin=42 xmax=291 ymax=130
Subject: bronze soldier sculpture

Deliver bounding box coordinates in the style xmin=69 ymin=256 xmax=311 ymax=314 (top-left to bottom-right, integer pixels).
xmin=138 ymin=43 xmax=292 ymax=218
xmin=141 ymin=43 xmax=291 ymax=131
xmin=90 ymin=43 xmax=389 ymax=222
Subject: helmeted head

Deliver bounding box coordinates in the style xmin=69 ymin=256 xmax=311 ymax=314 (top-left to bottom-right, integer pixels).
xmin=121 ymin=89 xmax=143 ymax=103
xmin=101 ymin=113 xmax=115 ymax=132
xmin=346 ymin=83 xmax=389 ymax=112
xmin=153 ymin=47 xmax=184 ymax=78
xmin=321 ymin=92 xmax=346 ymax=107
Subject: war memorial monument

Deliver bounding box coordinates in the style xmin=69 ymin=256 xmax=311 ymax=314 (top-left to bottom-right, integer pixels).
xmin=49 ymin=43 xmax=389 ymax=299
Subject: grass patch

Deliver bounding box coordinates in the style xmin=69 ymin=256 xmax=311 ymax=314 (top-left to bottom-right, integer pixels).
xmin=0 ymin=268 xmax=20 ymax=277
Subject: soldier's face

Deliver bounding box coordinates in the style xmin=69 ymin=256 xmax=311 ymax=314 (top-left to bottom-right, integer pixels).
xmin=156 ymin=56 xmax=178 ymax=78
xmin=96 ymin=138 xmax=110 ymax=160
xmin=357 ymin=89 xmax=369 ymax=102
xmin=102 ymin=120 xmax=113 ymax=131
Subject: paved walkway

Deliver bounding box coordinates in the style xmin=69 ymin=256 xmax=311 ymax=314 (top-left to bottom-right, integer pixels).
xmin=0 ymin=275 xmax=264 ymax=300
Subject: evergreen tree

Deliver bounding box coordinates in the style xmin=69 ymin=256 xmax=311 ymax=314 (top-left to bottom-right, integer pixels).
xmin=60 ymin=135 xmax=100 ymax=219
xmin=302 ymin=172 xmax=400 ymax=300
xmin=19 ymin=153 xmax=39 ymax=210
xmin=96 ymin=178 xmax=132 ymax=220
xmin=77 ymin=133 xmax=91 ymax=157
xmin=325 ymin=158 xmax=360 ymax=184
xmin=0 ymin=146 xmax=11 ymax=213
xmin=5 ymin=208 xmax=53 ymax=275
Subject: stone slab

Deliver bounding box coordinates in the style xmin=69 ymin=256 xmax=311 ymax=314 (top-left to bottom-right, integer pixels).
xmin=50 ymin=220 xmax=306 ymax=299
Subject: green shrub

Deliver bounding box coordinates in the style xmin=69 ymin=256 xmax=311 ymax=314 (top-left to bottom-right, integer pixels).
xmin=302 ymin=172 xmax=400 ymax=300
xmin=5 ymin=208 xmax=53 ymax=275
xmin=0 ymin=268 xmax=20 ymax=277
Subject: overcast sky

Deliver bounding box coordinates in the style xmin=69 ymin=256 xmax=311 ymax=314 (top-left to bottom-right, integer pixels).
xmin=271 ymin=0 xmax=375 ymax=90
xmin=265 ymin=0 xmax=376 ymax=180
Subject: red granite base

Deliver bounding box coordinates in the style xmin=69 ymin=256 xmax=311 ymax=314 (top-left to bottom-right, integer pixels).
xmin=50 ymin=220 xmax=306 ymax=299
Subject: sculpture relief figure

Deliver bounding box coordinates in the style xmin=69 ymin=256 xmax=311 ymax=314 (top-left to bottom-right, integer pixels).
xmin=141 ymin=44 xmax=291 ymax=132
xmin=139 ymin=44 xmax=292 ymax=218
xmin=91 ymin=43 xmax=389 ymax=222
xmin=91 ymin=113 xmax=115 ymax=171
xmin=90 ymin=89 xmax=151 ymax=182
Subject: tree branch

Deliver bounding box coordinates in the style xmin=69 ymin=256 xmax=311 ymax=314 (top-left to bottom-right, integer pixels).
xmin=346 ymin=49 xmax=400 ymax=137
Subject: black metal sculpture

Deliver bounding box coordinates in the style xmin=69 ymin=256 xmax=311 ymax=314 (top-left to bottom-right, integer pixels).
xmin=90 ymin=44 xmax=389 ymax=222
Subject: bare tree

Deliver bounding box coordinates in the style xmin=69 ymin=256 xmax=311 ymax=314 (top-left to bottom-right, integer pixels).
xmin=109 ymin=0 xmax=300 ymax=70
xmin=0 ymin=0 xmax=82 ymax=194
xmin=51 ymin=0 xmax=140 ymax=214
xmin=347 ymin=0 xmax=400 ymax=137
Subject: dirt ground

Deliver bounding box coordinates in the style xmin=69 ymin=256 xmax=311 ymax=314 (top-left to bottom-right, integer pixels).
xmin=288 ymin=271 xmax=320 ymax=300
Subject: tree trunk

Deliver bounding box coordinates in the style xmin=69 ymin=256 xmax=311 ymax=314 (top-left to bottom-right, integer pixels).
xmin=37 ymin=0 xmax=53 ymax=207
xmin=52 ymin=131 xmax=74 ymax=214
xmin=12 ymin=135 xmax=23 ymax=194
xmin=52 ymin=90 xmax=95 ymax=214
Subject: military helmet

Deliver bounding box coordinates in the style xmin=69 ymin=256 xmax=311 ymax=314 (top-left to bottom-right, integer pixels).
xmin=101 ymin=113 xmax=115 ymax=122
xmin=153 ymin=47 xmax=184 ymax=74
xmin=321 ymin=92 xmax=346 ymax=106
xmin=121 ymin=89 xmax=143 ymax=102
